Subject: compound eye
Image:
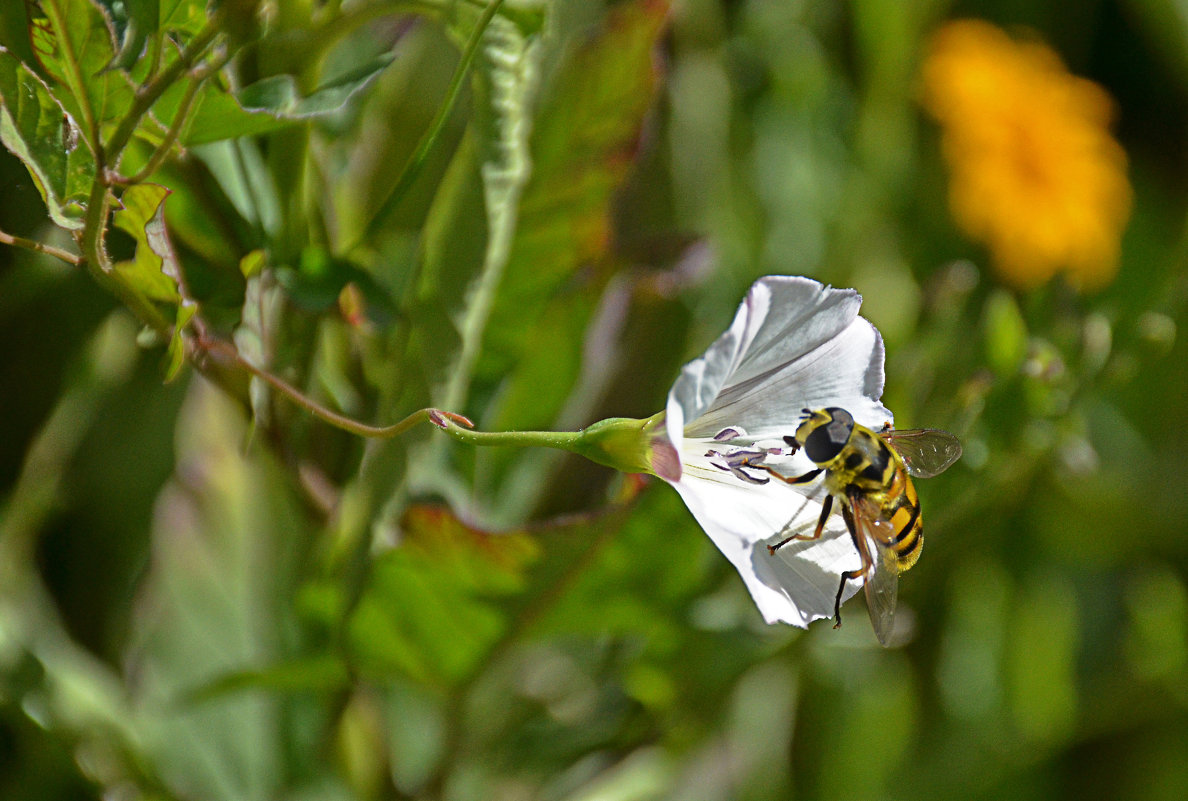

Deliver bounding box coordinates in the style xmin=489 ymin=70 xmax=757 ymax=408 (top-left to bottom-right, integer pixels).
xmin=802 ymin=410 xmax=854 ymax=463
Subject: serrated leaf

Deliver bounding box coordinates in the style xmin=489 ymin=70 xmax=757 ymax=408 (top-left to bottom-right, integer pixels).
xmin=30 ymin=0 xmax=135 ymax=146
xmin=112 ymin=183 xmax=182 ymax=302
xmin=109 ymin=182 xmax=195 ymax=381
xmin=532 ymin=484 xmax=694 ymax=640
xmin=0 ymin=47 xmax=96 ymax=228
xmin=345 ymin=484 xmax=646 ymax=686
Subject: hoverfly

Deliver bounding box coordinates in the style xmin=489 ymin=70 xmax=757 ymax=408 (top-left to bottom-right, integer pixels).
xmin=753 ymin=407 xmax=961 ymax=645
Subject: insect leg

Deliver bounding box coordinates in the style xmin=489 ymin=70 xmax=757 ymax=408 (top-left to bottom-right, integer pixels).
xmin=832 ymin=568 xmax=864 ymax=628
xmin=767 ymin=494 xmax=833 ymax=554
xmin=758 ymin=466 xmax=822 ymax=485
xmin=832 ymin=502 xmax=864 ymax=628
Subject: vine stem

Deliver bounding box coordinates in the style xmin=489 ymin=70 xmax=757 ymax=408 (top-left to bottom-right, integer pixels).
xmin=103 ymin=19 xmax=224 ymax=161
xmin=65 ymin=15 xmax=225 ymax=340
xmin=113 ymin=49 xmax=235 ymax=186
xmin=194 ymin=333 xmax=587 ymax=450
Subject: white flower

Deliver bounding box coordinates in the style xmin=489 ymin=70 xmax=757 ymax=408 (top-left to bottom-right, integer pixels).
xmin=661 ymin=276 xmax=892 ymax=627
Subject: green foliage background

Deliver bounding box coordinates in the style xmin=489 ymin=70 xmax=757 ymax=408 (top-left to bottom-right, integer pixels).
xmin=2 ymin=1 xmax=1187 ymax=800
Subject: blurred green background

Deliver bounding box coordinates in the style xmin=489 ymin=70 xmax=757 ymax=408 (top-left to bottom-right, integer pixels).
xmin=2 ymin=1 xmax=1187 ymax=800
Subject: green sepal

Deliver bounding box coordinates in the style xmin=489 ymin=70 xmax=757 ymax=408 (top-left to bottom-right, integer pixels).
xmin=570 ymin=412 xmax=669 ymax=476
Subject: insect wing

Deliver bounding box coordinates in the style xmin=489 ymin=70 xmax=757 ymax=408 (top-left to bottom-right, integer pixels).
xmin=850 ymin=497 xmax=899 ymax=646
xmin=880 ymin=428 xmax=962 ymax=478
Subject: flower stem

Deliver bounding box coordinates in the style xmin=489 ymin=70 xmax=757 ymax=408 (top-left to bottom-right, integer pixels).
xmin=433 ymin=417 xmax=584 ymax=450
xmin=191 ymin=335 xmax=651 ymax=467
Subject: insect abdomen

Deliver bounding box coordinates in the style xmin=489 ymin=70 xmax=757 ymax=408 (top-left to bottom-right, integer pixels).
xmin=887 ymin=474 xmax=923 ymax=572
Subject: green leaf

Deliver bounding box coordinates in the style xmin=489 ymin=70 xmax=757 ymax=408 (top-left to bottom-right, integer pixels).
xmin=164 ymin=301 xmax=195 ymax=382
xmin=30 ymin=0 xmax=135 ymax=146
xmin=183 ymin=655 xmax=352 ymax=703
xmin=109 ymin=183 xmax=194 ymax=381
xmin=177 ymin=85 xmax=302 ymax=144
xmin=134 ymin=53 xmax=398 ymax=148
xmin=235 ymin=53 xmax=396 ymax=119
xmin=101 ymin=0 xmax=206 ymax=39
xmin=121 ymin=0 xmax=162 ymax=32
xmin=112 ymin=183 xmax=182 ymax=303
xmin=0 ymin=48 xmax=96 ymax=229
xmin=410 ymin=129 xmax=489 ymax=393
xmin=533 ymin=485 xmax=700 ymax=641
xmin=348 ymin=505 xmax=540 ymax=685
xmin=0 ymin=4 xmax=40 ymax=71
xmin=158 ymin=0 xmax=209 ymax=36
xmin=419 ymin=1 xmax=667 ymax=420
xmin=239 ymin=248 xmax=267 ymax=279
xmin=104 ymin=0 xmax=158 ymax=70
xmin=125 ymin=383 xmax=309 ymax=800
xmin=417 ymin=4 xmax=545 ymax=410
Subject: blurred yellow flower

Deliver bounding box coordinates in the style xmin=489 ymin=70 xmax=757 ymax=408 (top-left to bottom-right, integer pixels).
xmin=922 ymin=20 xmax=1132 ymax=291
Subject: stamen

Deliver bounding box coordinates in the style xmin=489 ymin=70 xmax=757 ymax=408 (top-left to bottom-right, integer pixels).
xmin=731 ymin=468 xmax=770 ymax=485
xmin=706 ymin=446 xmax=771 ymax=485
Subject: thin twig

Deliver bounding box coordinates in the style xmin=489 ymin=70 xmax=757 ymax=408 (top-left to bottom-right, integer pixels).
xmin=103 ymin=20 xmax=224 ymax=160
xmin=114 ymin=51 xmax=235 ymax=186
xmin=0 ymin=228 xmax=82 ymax=265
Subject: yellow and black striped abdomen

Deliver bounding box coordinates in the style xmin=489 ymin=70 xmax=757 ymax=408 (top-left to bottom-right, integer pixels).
xmin=883 ymin=468 xmax=923 ymax=572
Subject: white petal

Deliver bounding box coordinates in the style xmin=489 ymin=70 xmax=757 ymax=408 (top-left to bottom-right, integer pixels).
xmin=693 ymin=316 xmax=890 ymax=439
xmin=671 ymin=447 xmax=862 ymax=626
xmin=666 ymin=276 xmax=890 ymax=447
xmin=665 ymin=281 xmax=761 ymax=432
xmin=715 ymin=276 xmax=863 ymax=386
